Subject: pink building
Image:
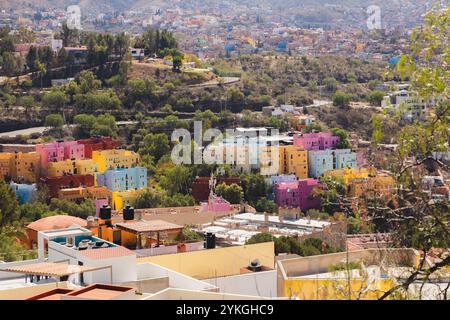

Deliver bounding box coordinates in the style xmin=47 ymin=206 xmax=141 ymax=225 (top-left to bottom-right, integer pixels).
xmin=200 ymin=194 xmax=231 ymax=212
xmin=274 ymin=179 xmax=322 ymax=212
xmin=35 ymin=141 xmax=85 ymax=175
xmin=293 ymin=132 xmax=340 ymax=150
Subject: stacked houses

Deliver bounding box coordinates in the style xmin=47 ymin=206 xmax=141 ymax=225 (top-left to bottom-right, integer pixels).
xmin=0 ymin=137 xmax=148 ymax=210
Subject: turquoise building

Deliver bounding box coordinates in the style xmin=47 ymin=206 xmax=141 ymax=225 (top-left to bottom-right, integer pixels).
xmin=96 ymin=167 xmax=147 ymax=191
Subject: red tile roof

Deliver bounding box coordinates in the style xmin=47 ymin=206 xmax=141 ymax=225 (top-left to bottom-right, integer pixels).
xmin=79 ymin=246 xmax=135 ymax=260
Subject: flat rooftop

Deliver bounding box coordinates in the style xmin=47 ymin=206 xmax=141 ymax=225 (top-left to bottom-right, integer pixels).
xmin=115 ymin=220 xmax=183 ymax=233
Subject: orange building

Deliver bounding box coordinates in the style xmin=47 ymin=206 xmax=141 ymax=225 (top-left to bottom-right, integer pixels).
xmin=10 ymin=152 xmax=41 ymax=183
xmin=0 ymin=153 xmax=13 ymax=179
xmin=279 ymin=145 xmax=308 ymax=179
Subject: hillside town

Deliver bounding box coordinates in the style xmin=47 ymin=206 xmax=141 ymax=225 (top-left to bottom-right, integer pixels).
xmin=0 ymin=0 xmax=448 ymax=304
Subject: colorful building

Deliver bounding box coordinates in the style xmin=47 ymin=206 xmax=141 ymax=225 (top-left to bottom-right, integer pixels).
xmin=293 ymin=132 xmax=340 ymax=151
xmin=10 ymin=152 xmax=41 ymax=183
xmin=200 ymin=194 xmax=231 ymax=213
xmin=111 ymin=189 xmax=142 ymax=210
xmin=308 ymin=149 xmax=357 ymax=178
xmin=96 ymin=167 xmax=147 ymax=191
xmin=41 ymin=174 xmax=95 ymax=198
xmin=0 ymin=153 xmax=13 ymax=179
xmin=270 ymin=174 xmax=297 ymax=186
xmin=74 ymin=159 xmax=99 ymax=175
xmin=92 ymin=149 xmax=140 ymax=173
xmin=36 ymin=141 xmax=85 ymax=175
xmin=279 ymin=145 xmax=308 ymax=179
xmin=274 ymin=179 xmax=322 ymax=212
xmin=348 ymin=175 xmax=396 ymax=198
xmin=57 ymin=186 xmax=110 ymax=201
xmin=78 ymin=136 xmax=121 ymax=158
xmin=10 ymin=182 xmax=37 ymax=204
xmin=47 ymin=160 xmax=75 ymax=177
xmin=324 ymin=167 xmax=376 ymax=185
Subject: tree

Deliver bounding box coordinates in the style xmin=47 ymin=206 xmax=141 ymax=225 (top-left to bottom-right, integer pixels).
xmin=215 ymin=183 xmax=243 ymax=204
xmin=255 ymin=197 xmax=278 ymax=214
xmin=20 ymin=95 xmax=35 ymax=112
xmin=73 ymin=114 xmax=97 ymax=138
xmin=41 ymin=90 xmax=67 ymax=111
xmin=0 ymin=180 xmax=20 ymax=227
xmin=331 ymin=128 xmax=351 ymax=149
xmin=139 ymin=133 xmax=170 ymax=162
xmin=332 ymin=90 xmax=352 ymax=109
xmin=1 ymin=52 xmax=19 ymax=76
xmin=158 ymin=165 xmax=193 ymax=196
xmin=77 ymin=71 xmax=101 ymax=94
xmin=91 ymin=114 xmax=118 ymax=138
xmin=240 ymin=173 xmax=268 ymax=206
xmin=323 ymin=77 xmax=338 ymax=93
xmin=368 ymin=90 xmax=385 ymax=106
xmin=135 ymin=188 xmax=165 ymax=209
xmin=44 ymin=114 xmax=64 ymax=129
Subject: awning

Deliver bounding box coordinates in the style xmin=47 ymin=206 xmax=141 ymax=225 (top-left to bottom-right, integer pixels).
xmin=2 ymin=262 xmax=108 ymax=278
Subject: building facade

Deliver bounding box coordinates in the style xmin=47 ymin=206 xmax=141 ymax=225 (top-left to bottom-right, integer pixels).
xmin=96 ymin=167 xmax=147 ymax=191
xmin=274 ymin=179 xmax=322 ymax=212
xmin=279 ymin=145 xmax=308 ymax=179
xmin=293 ymin=132 xmax=340 ymax=151
xmin=308 ymin=149 xmax=357 ymax=178
xmin=92 ymin=149 xmax=140 ymax=173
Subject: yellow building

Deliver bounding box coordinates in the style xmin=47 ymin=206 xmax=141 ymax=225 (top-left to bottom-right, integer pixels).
xmin=111 ymin=189 xmax=142 ymax=210
xmin=47 ymin=160 xmax=75 ymax=177
xmin=92 ymin=149 xmax=140 ymax=173
xmin=10 ymin=152 xmax=41 ymax=183
xmin=0 ymin=153 xmax=13 ymax=179
xmin=138 ymin=242 xmax=275 ymax=279
xmin=278 ymin=248 xmax=419 ymax=300
xmin=279 ymin=145 xmax=308 ymax=179
xmin=349 ymin=175 xmax=396 ymax=198
xmin=73 ymin=159 xmax=98 ymax=175
xmin=324 ymin=167 xmax=375 ymax=185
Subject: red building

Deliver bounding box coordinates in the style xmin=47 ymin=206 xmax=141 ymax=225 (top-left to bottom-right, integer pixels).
xmin=77 ymin=137 xmax=122 ymax=158
xmin=191 ymin=176 xmax=241 ymax=202
xmin=41 ymin=174 xmax=95 ymax=198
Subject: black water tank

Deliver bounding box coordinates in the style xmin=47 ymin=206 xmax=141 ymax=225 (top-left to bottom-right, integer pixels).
xmin=248 ymin=259 xmax=262 ymax=272
xmin=99 ymin=204 xmax=112 ymax=220
xmin=123 ymin=205 xmax=135 ymax=221
xmin=204 ymin=232 xmax=216 ymax=249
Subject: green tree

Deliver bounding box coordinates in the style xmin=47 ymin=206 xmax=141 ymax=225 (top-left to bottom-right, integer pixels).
xmin=41 ymin=90 xmax=67 ymax=111
xmin=215 ymin=183 xmax=243 ymax=204
xmin=139 ymin=133 xmax=170 ymax=162
xmin=330 ymin=128 xmax=351 ymax=149
xmin=332 ymin=90 xmax=352 ymax=108
xmin=0 ymin=180 xmax=20 ymax=227
xmin=368 ymin=90 xmax=385 ymax=106
xmin=44 ymin=114 xmax=64 ymax=129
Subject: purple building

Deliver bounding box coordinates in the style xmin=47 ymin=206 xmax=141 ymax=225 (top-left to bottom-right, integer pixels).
xmin=293 ymin=132 xmax=340 ymax=150
xmin=274 ymin=179 xmax=322 ymax=212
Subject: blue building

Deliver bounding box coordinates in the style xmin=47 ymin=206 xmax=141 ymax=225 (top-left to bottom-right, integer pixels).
xmin=10 ymin=182 xmax=37 ymax=204
xmin=308 ymin=149 xmax=357 ymax=178
xmin=96 ymin=167 xmax=147 ymax=191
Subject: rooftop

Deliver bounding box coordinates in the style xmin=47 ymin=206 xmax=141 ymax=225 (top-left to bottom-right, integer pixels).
xmin=115 ymin=220 xmax=183 ymax=233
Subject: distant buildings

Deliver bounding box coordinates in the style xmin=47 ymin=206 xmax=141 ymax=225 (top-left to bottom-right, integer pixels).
xmin=279 ymin=145 xmax=308 ymax=179
xmin=308 ymin=149 xmax=357 ymax=178
xmin=293 ymin=132 xmax=340 ymax=151
xmin=274 ymin=179 xmax=322 ymax=211
xmin=97 ymin=167 xmax=147 ymax=191
xmin=92 ymin=149 xmax=140 ymax=173
xmin=10 ymin=182 xmax=37 ymax=204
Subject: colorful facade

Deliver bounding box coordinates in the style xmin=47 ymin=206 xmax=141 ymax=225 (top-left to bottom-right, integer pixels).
xmin=57 ymin=186 xmax=110 ymax=201
xmin=10 ymin=182 xmax=37 ymax=204
xmin=92 ymin=149 xmax=140 ymax=173
xmin=78 ymin=136 xmax=121 ymax=158
xmin=274 ymin=179 xmax=322 ymax=211
xmin=10 ymin=152 xmax=41 ymax=183
xmin=200 ymin=194 xmax=231 ymax=212
xmin=191 ymin=176 xmax=241 ymax=202
xmin=47 ymin=160 xmax=75 ymax=177
xmin=293 ymin=132 xmax=340 ymax=150
xmin=36 ymin=141 xmax=85 ymax=175
xmin=96 ymin=167 xmax=147 ymax=191
xmin=0 ymin=153 xmax=13 ymax=179
xmin=41 ymin=174 xmax=95 ymax=198
xmin=324 ymin=167 xmax=375 ymax=185
xmin=279 ymin=145 xmax=308 ymax=179
xmin=308 ymin=149 xmax=357 ymax=178
xmin=111 ymin=189 xmax=142 ymax=210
